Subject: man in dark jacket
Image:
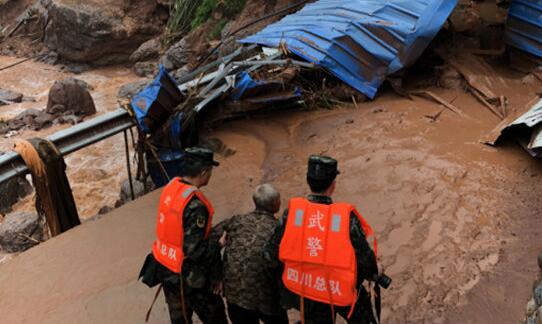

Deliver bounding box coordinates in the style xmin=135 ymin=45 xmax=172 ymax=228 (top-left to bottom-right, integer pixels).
xmin=213 ymin=184 xmax=289 ymax=324
xmin=139 ymin=147 xmax=227 ymax=324
xmin=265 ymin=155 xmax=380 ymax=324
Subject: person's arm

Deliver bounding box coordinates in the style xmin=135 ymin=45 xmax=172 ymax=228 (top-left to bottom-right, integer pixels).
xmin=183 ymin=198 xmax=214 ymax=263
xmin=264 ymin=208 xmax=288 ymax=269
xmin=350 ymin=213 xmax=378 ymax=282
xmin=208 ymin=216 xmax=233 ymax=245
xmin=182 ymin=198 xmax=223 ymax=289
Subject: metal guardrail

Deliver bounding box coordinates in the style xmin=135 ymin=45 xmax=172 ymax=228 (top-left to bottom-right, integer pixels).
xmin=0 ymin=50 xmax=247 ymax=186
xmin=0 ymin=109 xmax=133 ymax=185
xmin=0 ymin=45 xmax=295 ymax=186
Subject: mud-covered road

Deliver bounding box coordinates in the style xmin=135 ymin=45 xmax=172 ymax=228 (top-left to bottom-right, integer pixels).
xmin=1 ymin=55 xmax=542 ymax=323
xmin=209 ymin=90 xmax=542 ymax=323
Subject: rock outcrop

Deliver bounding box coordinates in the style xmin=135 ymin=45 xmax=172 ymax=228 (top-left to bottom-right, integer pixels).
xmin=0 ymin=211 xmax=45 ymax=252
xmin=129 ymin=37 xmax=160 ymax=63
xmin=0 ymin=175 xmax=32 ymax=214
xmin=44 ymin=0 xmax=168 ymax=65
xmin=0 ymin=89 xmax=23 ymax=105
xmin=160 ymin=36 xmax=193 ymax=71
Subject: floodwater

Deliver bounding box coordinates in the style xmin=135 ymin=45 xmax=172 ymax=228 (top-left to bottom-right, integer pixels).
xmin=208 ymin=90 xmax=542 ymax=323
xmin=0 ymin=55 xmax=142 ymax=219
xmin=0 ymin=55 xmax=542 ymax=323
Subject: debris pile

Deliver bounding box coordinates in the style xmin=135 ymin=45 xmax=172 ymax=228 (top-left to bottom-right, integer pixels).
xmin=241 ymin=0 xmax=458 ymax=99
xmin=125 ymin=47 xmax=340 ymax=185
xmin=118 ymin=0 xmax=542 ymax=187
xmin=487 ymin=96 xmax=542 ymax=157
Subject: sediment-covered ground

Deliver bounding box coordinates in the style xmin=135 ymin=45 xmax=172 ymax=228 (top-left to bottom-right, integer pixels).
xmin=0 ymin=59 xmax=541 ymax=322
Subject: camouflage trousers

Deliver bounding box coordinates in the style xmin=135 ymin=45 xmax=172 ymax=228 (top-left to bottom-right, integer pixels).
xmin=163 ymin=282 xmax=227 ymax=324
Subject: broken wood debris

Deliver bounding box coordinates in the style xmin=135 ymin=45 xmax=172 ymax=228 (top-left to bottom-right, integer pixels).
xmin=232 ymin=59 xmax=316 ymax=69
xmin=410 ymin=90 xmax=462 ymax=115
xmin=424 ymin=108 xmax=445 ymax=123
xmin=499 ymin=95 xmax=507 ymax=117
xmin=467 ymin=87 xmax=504 ymax=120
xmin=0 ymin=53 xmax=46 ymax=72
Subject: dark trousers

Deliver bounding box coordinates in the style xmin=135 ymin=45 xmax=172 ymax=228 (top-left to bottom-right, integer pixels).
xmin=288 ymin=290 xmax=376 ymax=324
xmin=227 ymin=303 xmax=289 ymax=324
xmin=163 ymin=282 xmax=227 ymax=324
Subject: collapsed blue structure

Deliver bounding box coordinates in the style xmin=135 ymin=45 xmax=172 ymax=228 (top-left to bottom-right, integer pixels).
xmin=505 ymin=0 xmax=542 ymax=58
xmin=241 ymin=0 xmax=458 ymax=99
xmin=131 ymin=66 xmax=187 ymax=187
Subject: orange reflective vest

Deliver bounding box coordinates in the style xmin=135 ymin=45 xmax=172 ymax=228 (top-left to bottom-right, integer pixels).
xmin=279 ymin=197 xmax=377 ymax=309
xmin=152 ymin=178 xmax=214 ymax=274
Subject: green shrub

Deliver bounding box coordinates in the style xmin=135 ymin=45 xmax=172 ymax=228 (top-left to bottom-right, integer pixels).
xmin=223 ymin=0 xmax=247 ymax=17
xmin=208 ymin=19 xmax=227 ymax=40
xmin=166 ymin=0 xmax=247 ymax=44
xmin=191 ymin=0 xmax=247 ymax=30
xmin=165 ymin=0 xmax=203 ymax=45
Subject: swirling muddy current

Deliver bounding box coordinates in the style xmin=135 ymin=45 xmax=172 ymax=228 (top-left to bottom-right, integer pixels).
xmin=0 ymin=56 xmax=142 ymax=219
xmin=1 ymin=55 xmax=542 ymax=323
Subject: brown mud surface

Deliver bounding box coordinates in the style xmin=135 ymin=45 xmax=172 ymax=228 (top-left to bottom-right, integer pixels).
xmin=0 ymin=55 xmax=142 ymax=219
xmin=0 ymin=66 xmax=542 ymax=322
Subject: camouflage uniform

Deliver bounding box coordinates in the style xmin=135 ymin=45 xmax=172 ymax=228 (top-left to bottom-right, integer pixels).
xmin=265 ymin=153 xmax=380 ymax=324
xmin=266 ymin=194 xmax=378 ymax=324
xmin=213 ymin=210 xmax=288 ymax=324
xmin=140 ymin=186 xmax=227 ymax=324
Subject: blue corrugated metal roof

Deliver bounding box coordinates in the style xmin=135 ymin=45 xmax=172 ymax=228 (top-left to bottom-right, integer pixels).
xmin=505 ymin=0 xmax=542 ymax=58
xmin=240 ymin=0 xmax=457 ymax=99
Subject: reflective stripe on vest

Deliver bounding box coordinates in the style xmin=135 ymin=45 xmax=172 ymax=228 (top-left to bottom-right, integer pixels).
xmin=279 ymin=197 xmax=377 ymax=307
xmin=152 ymin=177 xmax=214 ymax=274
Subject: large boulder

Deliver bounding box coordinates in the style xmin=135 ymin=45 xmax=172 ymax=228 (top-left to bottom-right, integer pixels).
xmin=44 ymin=0 xmax=167 ymax=65
xmin=161 ymin=37 xmax=193 ymax=71
xmin=129 ymin=38 xmax=161 ymax=63
xmin=133 ymin=61 xmax=158 ymax=77
xmin=46 ymin=77 xmax=96 ymax=116
xmin=117 ymin=79 xmax=150 ymax=99
xmin=0 ymin=212 xmax=44 ymax=252
xmin=0 ymin=175 xmax=32 ymax=214
xmin=118 ymin=178 xmax=154 ymax=204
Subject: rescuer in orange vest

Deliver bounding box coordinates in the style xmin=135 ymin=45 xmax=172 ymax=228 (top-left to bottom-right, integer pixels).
xmin=139 ymin=147 xmax=228 ymax=324
xmin=266 ymin=155 xmax=386 ymax=324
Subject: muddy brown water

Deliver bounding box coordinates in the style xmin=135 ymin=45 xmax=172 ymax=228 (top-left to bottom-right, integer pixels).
xmin=0 ymin=55 xmax=143 ymax=219
xmin=0 ymin=55 xmax=542 ymax=323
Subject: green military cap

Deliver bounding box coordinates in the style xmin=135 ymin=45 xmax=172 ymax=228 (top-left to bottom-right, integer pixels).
xmin=184 ymin=147 xmax=220 ymax=168
xmin=307 ymin=155 xmax=340 ymax=180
